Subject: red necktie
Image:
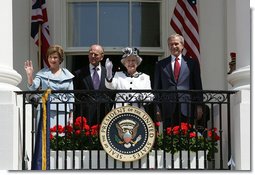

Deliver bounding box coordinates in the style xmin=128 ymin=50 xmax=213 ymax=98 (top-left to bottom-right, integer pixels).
xmin=174 ymin=57 xmax=180 ymax=81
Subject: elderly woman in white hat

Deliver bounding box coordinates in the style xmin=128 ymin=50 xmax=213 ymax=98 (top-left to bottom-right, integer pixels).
xmin=105 ymin=47 xmax=153 ymax=109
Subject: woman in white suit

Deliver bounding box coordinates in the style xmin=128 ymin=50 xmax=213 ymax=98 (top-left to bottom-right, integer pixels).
xmin=105 ymin=47 xmax=153 ymax=109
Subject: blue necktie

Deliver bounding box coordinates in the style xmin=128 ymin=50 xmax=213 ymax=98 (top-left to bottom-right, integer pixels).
xmin=92 ymin=67 xmax=100 ymax=89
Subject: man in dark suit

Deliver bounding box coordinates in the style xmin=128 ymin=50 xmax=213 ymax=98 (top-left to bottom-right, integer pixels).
xmin=154 ymin=34 xmax=203 ymax=127
xmin=73 ymin=44 xmax=109 ymax=125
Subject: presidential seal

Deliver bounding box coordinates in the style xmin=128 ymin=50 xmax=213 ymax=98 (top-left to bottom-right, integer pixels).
xmin=99 ymin=106 xmax=155 ymax=162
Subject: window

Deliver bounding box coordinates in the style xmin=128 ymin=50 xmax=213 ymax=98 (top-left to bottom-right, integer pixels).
xmin=64 ymin=0 xmax=165 ymax=82
xmin=67 ymin=1 xmax=160 ymax=47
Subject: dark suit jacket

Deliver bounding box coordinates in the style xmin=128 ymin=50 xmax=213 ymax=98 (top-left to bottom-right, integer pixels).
xmin=73 ymin=65 xmax=109 ymax=125
xmin=154 ymin=55 xmax=203 ymax=124
xmin=74 ymin=65 xmax=107 ymax=90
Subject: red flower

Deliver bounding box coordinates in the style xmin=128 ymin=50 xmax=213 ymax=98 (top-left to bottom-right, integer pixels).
xmin=155 ymin=122 xmax=221 ymax=156
xmin=74 ymin=116 xmax=87 ymax=127
xmin=50 ymin=125 xmax=64 ymax=133
xmin=50 ymin=116 xmax=104 ymax=150
xmin=64 ymin=125 xmax=73 ymax=134
xmin=75 ymin=116 xmax=88 ymax=123
xmin=154 ymin=122 xmax=161 ymax=127
xmin=166 ymin=123 xmax=192 ymax=136
xmin=166 ymin=127 xmax=172 ymax=135
xmin=189 ymin=132 xmax=196 ymax=138
xmin=85 ymin=131 xmax=91 ymax=136
xmin=91 ymin=124 xmax=100 ymax=135
xmin=73 ymin=117 xmax=97 ymax=136
xmin=74 ymin=116 xmax=89 ymax=130
xmin=91 ymin=124 xmax=99 ymax=130
xmin=75 ymin=129 xmax=81 ymax=135
xmin=172 ymin=126 xmax=180 ymax=135
xmin=50 ymin=133 xmax=54 ymax=140
xmin=208 ymin=128 xmax=220 ymax=141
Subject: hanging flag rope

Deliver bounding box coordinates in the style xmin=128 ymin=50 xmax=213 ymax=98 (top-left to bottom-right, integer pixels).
xmin=31 ymin=88 xmax=51 ymax=170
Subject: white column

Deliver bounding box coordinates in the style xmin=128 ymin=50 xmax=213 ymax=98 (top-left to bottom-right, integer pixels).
xmin=0 ymin=1 xmax=22 ymax=170
xmin=228 ymin=0 xmax=250 ymax=90
xmin=235 ymin=0 xmax=250 ymax=69
xmin=230 ymin=90 xmax=250 ymax=170
xmin=227 ymin=0 xmax=251 ymax=170
xmin=0 ymin=1 xmax=22 ymax=91
xmin=251 ymin=0 xmax=255 ymax=85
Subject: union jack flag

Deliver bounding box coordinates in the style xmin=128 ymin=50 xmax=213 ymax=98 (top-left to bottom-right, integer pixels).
xmin=170 ymin=0 xmax=200 ymax=62
xmin=31 ymin=0 xmax=51 ymax=68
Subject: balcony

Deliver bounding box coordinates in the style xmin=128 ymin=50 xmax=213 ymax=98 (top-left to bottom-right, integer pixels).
xmin=16 ymin=90 xmax=236 ymax=170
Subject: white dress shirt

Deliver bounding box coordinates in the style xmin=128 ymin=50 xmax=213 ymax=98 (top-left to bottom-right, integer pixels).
xmin=171 ymin=54 xmax=182 ymax=71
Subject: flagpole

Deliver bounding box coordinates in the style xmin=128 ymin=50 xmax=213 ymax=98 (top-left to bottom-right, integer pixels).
xmin=38 ymin=24 xmax=42 ymax=70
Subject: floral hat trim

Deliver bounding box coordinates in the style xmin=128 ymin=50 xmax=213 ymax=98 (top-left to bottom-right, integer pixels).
xmin=121 ymin=47 xmax=142 ymax=66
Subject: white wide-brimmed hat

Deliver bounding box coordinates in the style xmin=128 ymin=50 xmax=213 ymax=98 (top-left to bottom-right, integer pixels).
xmin=121 ymin=47 xmax=142 ymax=66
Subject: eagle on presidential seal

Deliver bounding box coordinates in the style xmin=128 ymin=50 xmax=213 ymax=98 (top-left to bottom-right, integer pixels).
xmin=115 ymin=119 xmax=142 ymax=148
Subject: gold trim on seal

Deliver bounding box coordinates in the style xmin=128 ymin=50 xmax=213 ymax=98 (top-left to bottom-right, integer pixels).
xmin=99 ymin=106 xmax=155 ymax=162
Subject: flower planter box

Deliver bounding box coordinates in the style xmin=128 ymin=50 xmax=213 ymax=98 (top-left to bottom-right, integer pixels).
xmin=150 ymin=150 xmax=206 ymax=169
xmin=50 ymin=150 xmax=206 ymax=170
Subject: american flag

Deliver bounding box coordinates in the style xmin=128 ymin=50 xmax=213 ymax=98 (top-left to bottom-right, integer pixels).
xmin=31 ymin=0 xmax=51 ymax=68
xmin=170 ymin=0 xmax=200 ymax=62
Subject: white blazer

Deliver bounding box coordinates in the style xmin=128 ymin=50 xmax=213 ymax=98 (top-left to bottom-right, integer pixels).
xmin=105 ymin=71 xmax=154 ymax=109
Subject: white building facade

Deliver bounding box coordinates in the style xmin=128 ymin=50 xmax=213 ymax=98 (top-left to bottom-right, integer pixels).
xmin=0 ymin=0 xmax=251 ymax=170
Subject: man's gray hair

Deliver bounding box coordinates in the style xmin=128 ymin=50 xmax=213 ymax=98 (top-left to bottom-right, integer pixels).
xmin=168 ymin=34 xmax=184 ymax=45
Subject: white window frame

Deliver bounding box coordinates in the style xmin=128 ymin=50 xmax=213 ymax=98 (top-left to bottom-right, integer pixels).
xmin=54 ymin=0 xmax=171 ymax=60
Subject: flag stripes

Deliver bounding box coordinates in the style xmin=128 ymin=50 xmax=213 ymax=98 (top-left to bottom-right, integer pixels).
xmin=170 ymin=0 xmax=200 ymax=62
xmin=31 ymin=0 xmax=51 ymax=68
